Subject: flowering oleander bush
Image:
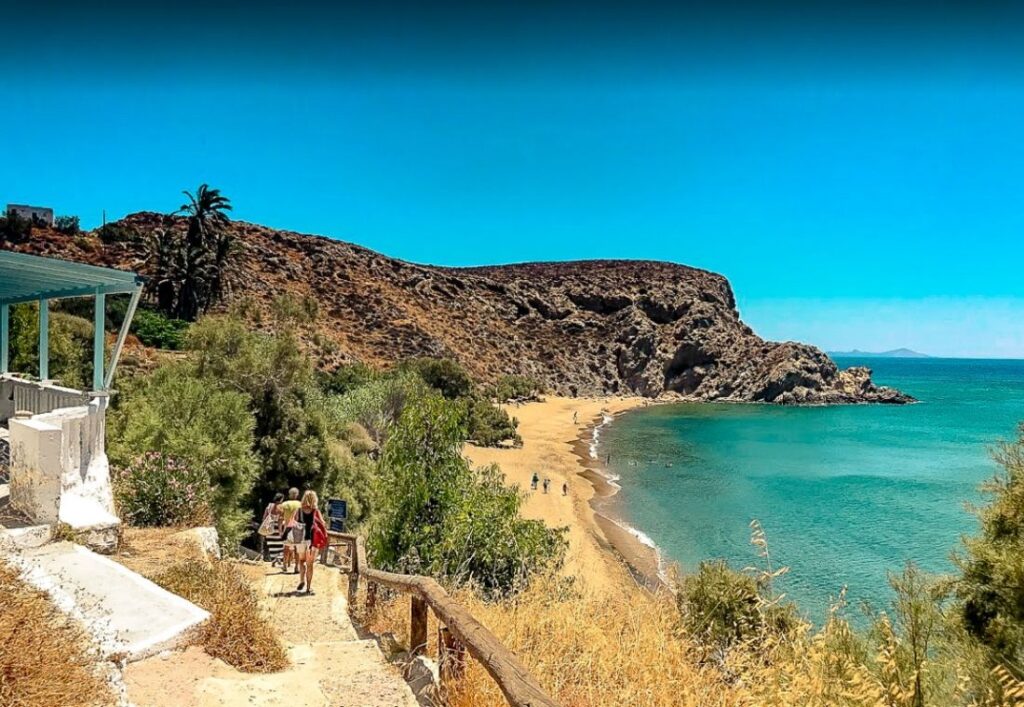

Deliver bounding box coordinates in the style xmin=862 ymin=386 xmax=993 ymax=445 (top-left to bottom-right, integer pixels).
xmin=113 ymin=452 xmax=213 ymax=527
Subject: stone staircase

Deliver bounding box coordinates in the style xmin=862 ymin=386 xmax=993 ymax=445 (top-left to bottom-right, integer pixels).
xmin=123 ymin=562 xmax=421 ymax=707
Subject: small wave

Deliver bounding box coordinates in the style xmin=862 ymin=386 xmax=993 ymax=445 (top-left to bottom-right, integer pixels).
xmin=589 ymin=413 xmax=615 ymax=460
xmin=614 ymin=518 xmax=670 ymax=583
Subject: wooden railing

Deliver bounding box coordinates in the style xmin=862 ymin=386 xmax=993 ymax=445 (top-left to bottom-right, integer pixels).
xmin=331 ymin=532 xmax=560 ymax=707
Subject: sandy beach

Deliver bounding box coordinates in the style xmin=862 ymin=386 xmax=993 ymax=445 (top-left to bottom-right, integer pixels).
xmin=463 ymin=395 xmax=664 ymax=595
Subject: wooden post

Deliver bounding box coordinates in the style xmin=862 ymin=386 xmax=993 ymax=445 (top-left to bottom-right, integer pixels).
xmin=439 ymin=626 xmax=466 ymax=682
xmin=366 ymin=582 xmax=378 ymax=613
xmin=410 ymin=596 xmax=428 ymax=657
xmin=347 ymin=537 xmax=360 ymax=608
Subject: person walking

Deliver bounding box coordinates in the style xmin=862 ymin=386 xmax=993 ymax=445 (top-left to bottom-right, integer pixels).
xmin=531 ymin=472 xmax=539 ymax=491
xmin=279 ymin=488 xmax=302 ymax=574
xmin=573 ymin=411 xmax=578 ymax=425
xmin=263 ymin=493 xmax=284 ymax=524
xmin=258 ymin=493 xmax=285 ymax=564
xmin=296 ymin=490 xmax=328 ymax=595
xmin=562 ymin=482 xmax=568 ymax=496
xmin=542 ymin=478 xmax=550 ymax=494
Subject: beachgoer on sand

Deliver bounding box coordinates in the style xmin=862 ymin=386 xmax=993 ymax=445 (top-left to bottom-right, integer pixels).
xmin=562 ymin=482 xmax=568 ymax=496
xmin=573 ymin=411 xmax=578 ymax=425
xmin=543 ymin=478 xmax=550 ymax=494
xmin=531 ymin=472 xmax=539 ymax=490
xmin=293 ymin=490 xmax=328 ymax=595
xmin=278 ymin=488 xmax=302 ymax=573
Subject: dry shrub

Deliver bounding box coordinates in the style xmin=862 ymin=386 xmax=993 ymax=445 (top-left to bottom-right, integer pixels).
xmin=154 ymin=558 xmax=288 ymax=673
xmin=366 ymin=577 xmax=743 ymax=707
xmin=365 ymin=576 xmax=1024 ymax=707
xmin=0 ymin=561 xmax=111 ymax=707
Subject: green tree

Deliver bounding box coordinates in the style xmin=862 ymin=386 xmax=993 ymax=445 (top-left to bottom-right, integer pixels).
xmin=145 ymin=185 xmax=234 ymax=321
xmin=53 ymin=215 xmax=80 ymax=235
xmin=8 ymin=303 xmax=91 ymax=388
xmin=957 ymin=424 xmax=1024 ymax=675
xmin=108 ymin=364 xmax=259 ymax=547
xmin=186 ymin=312 xmax=340 ymax=502
xmin=369 ymin=395 xmax=566 ymax=595
xmin=402 ymin=357 xmax=473 ymax=399
xmin=176 ymin=184 xmax=233 ymax=320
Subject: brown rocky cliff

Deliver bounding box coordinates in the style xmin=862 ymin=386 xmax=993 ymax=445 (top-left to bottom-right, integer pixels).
xmin=4 ymin=212 xmax=911 ymax=404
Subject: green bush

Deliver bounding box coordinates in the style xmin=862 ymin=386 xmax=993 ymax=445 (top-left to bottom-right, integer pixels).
xmin=489 ymin=375 xmax=544 ymax=403
xmin=331 ymin=370 xmax=430 ymax=445
xmin=131 ymin=308 xmax=190 ymax=350
xmin=54 ymin=215 xmax=80 ymax=235
xmin=957 ymin=423 xmax=1024 ymax=673
xmin=8 ymin=303 xmax=92 ymax=388
xmin=319 ymin=362 xmax=377 ymax=396
xmin=402 ymin=357 xmax=473 ymax=399
xmin=677 ymin=559 xmax=799 ymax=654
xmin=112 ymin=452 xmax=213 ymax=527
xmin=466 ymin=396 xmax=521 ymax=447
xmin=108 ymin=365 xmax=259 ymax=548
xmin=369 ymin=395 xmax=566 ymax=595
xmin=95 ymin=222 xmax=137 ymax=243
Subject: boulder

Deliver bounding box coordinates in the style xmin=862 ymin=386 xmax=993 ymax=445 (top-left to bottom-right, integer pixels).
xmin=171 ymin=527 xmax=221 ymax=560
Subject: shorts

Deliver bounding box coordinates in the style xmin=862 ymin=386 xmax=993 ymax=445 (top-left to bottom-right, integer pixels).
xmin=285 ymin=540 xmax=309 ymax=555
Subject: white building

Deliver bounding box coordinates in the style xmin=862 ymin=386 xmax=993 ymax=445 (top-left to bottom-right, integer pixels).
xmin=6 ymin=203 xmax=54 ymax=226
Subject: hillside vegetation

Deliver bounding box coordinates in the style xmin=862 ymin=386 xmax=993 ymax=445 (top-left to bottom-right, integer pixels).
xmin=3 ymin=190 xmax=1021 ymax=706
xmin=2 ymin=200 xmax=906 ymax=403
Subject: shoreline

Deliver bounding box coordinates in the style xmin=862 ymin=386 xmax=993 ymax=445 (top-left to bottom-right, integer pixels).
xmin=571 ymin=409 xmax=668 ymax=592
xmin=463 ymin=395 xmax=669 ymax=596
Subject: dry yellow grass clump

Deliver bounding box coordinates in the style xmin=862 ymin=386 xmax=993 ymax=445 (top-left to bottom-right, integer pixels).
xmin=367 ymin=578 xmax=743 ymax=707
xmin=366 ymin=575 xmax=1024 ymax=707
xmin=0 ymin=560 xmax=112 ymax=707
xmin=154 ymin=558 xmax=289 ymax=673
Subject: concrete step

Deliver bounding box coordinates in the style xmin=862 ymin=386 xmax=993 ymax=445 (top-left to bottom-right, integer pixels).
xmin=196 ymin=640 xmax=420 ymax=707
xmin=17 ymin=541 xmax=209 ymax=661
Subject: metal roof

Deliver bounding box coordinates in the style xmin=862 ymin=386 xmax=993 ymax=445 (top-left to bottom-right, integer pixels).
xmin=0 ymin=250 xmax=143 ymax=305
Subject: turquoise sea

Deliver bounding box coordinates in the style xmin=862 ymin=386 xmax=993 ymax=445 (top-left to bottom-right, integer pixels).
xmin=598 ymin=357 xmax=1024 ymax=620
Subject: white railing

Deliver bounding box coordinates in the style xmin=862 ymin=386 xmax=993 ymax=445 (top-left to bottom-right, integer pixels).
xmin=1 ymin=376 xmax=88 ymax=423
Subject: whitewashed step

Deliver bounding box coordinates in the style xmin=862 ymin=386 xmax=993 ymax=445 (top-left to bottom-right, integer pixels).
xmin=17 ymin=541 xmax=209 ymax=661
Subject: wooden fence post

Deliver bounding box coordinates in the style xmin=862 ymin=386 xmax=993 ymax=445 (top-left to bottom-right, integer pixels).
xmin=367 ymin=582 xmax=378 ymax=613
xmin=347 ymin=538 xmax=359 ymax=609
xmin=410 ymin=596 xmax=428 ymax=657
xmin=438 ymin=626 xmax=466 ymax=682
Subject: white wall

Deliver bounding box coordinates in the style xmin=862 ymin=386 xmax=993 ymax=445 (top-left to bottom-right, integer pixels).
xmin=9 ymin=396 xmax=118 ymax=533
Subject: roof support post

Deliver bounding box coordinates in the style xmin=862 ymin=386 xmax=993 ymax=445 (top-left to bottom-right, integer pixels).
xmin=1 ymin=303 xmax=8 ymax=374
xmin=38 ymin=299 xmax=49 ymax=381
xmin=104 ymin=285 xmax=141 ymax=390
xmin=93 ymin=291 xmax=106 ymax=392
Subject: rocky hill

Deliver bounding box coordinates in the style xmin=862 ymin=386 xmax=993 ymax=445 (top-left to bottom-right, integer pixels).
xmin=5 ymin=213 xmax=911 ymax=404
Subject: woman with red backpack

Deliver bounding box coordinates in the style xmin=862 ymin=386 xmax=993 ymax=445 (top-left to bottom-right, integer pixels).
xmin=292 ymin=489 xmax=328 ymax=595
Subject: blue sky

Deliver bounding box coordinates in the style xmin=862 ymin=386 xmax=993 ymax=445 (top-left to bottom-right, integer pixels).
xmin=2 ymin=1 xmax=1023 ymax=357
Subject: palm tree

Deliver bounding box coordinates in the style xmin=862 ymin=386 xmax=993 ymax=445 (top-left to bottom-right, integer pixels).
xmin=175 ymin=184 xmax=233 ymax=320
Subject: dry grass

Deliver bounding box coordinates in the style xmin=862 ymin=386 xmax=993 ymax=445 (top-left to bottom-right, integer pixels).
xmin=366 ymin=578 xmax=743 ymax=707
xmin=114 ymin=526 xmax=201 ymax=578
xmin=365 ymin=577 xmax=1024 ymax=707
xmin=0 ymin=561 xmax=112 ymax=707
xmin=154 ymin=558 xmax=289 ymax=673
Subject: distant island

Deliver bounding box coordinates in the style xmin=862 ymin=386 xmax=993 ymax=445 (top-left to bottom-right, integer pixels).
xmin=828 ymin=348 xmax=931 ymax=359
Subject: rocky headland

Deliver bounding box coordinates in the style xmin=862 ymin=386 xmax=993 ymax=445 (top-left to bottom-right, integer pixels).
xmin=8 ymin=212 xmax=912 ymax=404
